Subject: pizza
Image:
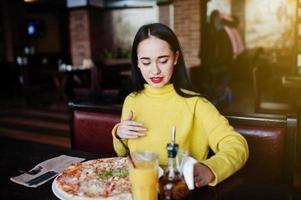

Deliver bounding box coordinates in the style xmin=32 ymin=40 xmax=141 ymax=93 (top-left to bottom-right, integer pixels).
xmin=52 ymin=157 xmax=132 ymax=200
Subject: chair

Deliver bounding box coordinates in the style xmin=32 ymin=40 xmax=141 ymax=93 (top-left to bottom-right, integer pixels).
xmin=226 ymin=113 xmax=297 ymax=185
xmin=251 ymin=49 xmax=295 ymax=115
xmin=73 ymin=66 xmax=121 ymax=103
xmin=69 ymin=102 xmax=122 ymax=157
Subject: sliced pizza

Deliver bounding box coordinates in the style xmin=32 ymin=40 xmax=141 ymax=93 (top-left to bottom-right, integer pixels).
xmin=53 ymin=157 xmax=132 ymax=200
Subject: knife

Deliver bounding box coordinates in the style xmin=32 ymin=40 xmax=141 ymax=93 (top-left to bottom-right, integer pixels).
xmin=26 ymin=171 xmax=58 ymax=186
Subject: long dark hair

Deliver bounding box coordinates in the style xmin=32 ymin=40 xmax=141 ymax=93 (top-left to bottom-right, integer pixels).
xmin=131 ymin=23 xmax=199 ymax=98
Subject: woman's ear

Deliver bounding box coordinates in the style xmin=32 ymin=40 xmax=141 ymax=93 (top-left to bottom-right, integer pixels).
xmin=174 ymin=51 xmax=180 ymax=65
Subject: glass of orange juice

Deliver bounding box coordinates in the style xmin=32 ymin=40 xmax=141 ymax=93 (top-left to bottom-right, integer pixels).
xmin=129 ymin=151 xmax=159 ymax=200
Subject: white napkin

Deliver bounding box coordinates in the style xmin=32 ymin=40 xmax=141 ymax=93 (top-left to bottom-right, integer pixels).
xmin=181 ymin=156 xmax=198 ymax=190
xmin=10 ymin=155 xmax=85 ymax=188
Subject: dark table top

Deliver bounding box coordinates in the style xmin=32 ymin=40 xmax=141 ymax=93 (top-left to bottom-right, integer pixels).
xmin=0 ymin=137 xmax=294 ymax=200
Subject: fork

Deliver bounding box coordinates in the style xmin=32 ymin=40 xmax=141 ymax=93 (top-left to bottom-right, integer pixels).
xmin=18 ymin=166 xmax=42 ymax=175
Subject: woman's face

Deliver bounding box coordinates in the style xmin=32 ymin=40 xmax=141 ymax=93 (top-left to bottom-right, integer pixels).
xmin=137 ymin=36 xmax=179 ymax=88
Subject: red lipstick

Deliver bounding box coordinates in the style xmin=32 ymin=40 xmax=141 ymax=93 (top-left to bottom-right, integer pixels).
xmin=150 ymin=77 xmax=163 ymax=84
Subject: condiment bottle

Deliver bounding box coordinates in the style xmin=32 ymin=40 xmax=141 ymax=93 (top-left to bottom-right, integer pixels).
xmin=159 ymin=127 xmax=189 ymax=200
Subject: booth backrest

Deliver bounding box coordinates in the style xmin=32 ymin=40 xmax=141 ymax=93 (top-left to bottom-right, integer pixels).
xmin=69 ymin=103 xmax=121 ymax=157
xmin=226 ymin=114 xmax=297 ymax=185
xmin=69 ymin=103 xmax=297 ymax=185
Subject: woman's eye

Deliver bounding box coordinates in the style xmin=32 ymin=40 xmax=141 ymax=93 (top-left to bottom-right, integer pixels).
xmin=142 ymin=62 xmax=151 ymax=66
xmin=159 ymin=60 xmax=168 ymax=64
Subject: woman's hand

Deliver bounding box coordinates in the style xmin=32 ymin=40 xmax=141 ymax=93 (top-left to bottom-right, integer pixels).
xmin=116 ymin=111 xmax=147 ymax=139
xmin=193 ymin=163 xmax=215 ymax=187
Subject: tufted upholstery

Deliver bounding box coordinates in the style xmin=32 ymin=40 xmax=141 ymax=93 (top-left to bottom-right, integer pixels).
xmin=69 ymin=102 xmax=297 ymax=185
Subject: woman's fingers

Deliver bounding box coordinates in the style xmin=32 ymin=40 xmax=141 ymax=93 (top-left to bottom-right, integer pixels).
xmin=116 ymin=111 xmax=147 ymax=139
xmin=122 ymin=130 xmax=145 ymax=138
xmin=124 ymin=130 xmax=146 ymax=137
xmin=122 ymin=120 xmax=144 ymax=127
xmin=118 ymin=131 xmax=145 ymax=139
xmin=119 ymin=122 xmax=147 ymax=133
xmin=193 ymin=163 xmax=214 ymax=188
xmin=194 ymin=176 xmax=207 ymax=187
xmin=126 ymin=125 xmax=147 ymax=132
xmin=126 ymin=110 xmax=133 ymax=121
xmin=116 ymin=120 xmax=147 ymax=139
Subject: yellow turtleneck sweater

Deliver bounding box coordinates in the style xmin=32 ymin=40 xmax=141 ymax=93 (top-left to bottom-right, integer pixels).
xmin=112 ymin=84 xmax=248 ymax=186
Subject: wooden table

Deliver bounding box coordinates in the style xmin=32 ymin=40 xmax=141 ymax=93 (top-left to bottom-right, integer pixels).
xmin=0 ymin=137 xmax=294 ymax=200
xmin=44 ymin=68 xmax=91 ymax=102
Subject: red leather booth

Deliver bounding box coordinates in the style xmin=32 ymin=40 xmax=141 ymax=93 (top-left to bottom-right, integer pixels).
xmin=69 ymin=102 xmax=297 ymax=186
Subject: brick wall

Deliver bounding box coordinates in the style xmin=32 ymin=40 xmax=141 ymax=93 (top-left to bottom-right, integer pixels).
xmin=173 ymin=0 xmax=201 ymax=68
xmin=158 ymin=3 xmax=172 ymax=27
xmin=69 ymin=9 xmax=91 ymax=66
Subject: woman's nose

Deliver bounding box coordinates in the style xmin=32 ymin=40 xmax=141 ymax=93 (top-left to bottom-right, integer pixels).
xmin=150 ymin=63 xmax=160 ymax=75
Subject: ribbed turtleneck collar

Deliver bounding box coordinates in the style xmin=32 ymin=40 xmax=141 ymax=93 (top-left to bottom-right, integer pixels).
xmin=143 ymin=84 xmax=175 ymax=98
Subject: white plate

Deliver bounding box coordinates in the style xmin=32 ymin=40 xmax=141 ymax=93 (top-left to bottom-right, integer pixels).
xmin=53 ymin=177 xmax=112 ymax=200
xmin=52 ymin=176 xmax=70 ymax=200
xmin=52 ymin=165 xmax=164 ymax=200
xmin=52 ymin=177 xmax=133 ymax=200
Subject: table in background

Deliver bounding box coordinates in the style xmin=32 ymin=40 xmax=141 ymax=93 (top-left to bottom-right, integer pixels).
xmin=0 ymin=137 xmax=294 ymax=200
xmin=100 ymin=58 xmax=131 ymax=89
xmin=44 ymin=68 xmax=91 ymax=102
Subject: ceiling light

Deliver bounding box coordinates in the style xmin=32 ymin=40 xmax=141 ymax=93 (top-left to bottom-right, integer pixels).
xmin=24 ymin=0 xmax=38 ymax=3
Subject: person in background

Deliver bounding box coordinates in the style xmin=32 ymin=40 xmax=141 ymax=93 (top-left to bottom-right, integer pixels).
xmin=112 ymin=23 xmax=248 ymax=188
xmin=222 ymin=15 xmax=244 ymax=60
xmin=205 ymin=10 xmax=245 ymax=108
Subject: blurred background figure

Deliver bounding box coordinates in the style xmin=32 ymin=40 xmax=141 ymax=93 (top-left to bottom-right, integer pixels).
xmin=222 ymin=15 xmax=244 ymax=60
xmin=204 ymin=9 xmax=244 ymax=109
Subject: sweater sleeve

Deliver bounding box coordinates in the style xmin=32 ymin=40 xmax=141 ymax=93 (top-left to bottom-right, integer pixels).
xmin=196 ymin=99 xmax=249 ymax=186
xmin=112 ymin=95 xmax=134 ymax=156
